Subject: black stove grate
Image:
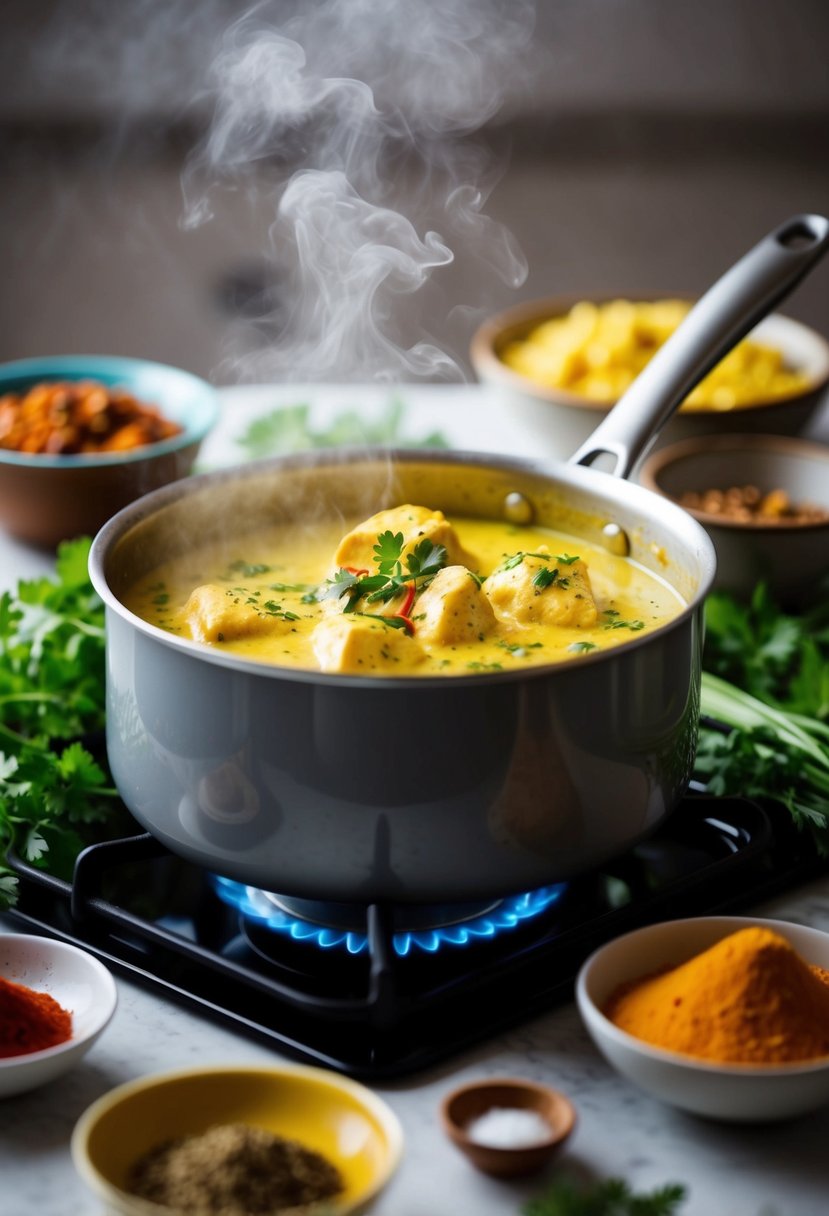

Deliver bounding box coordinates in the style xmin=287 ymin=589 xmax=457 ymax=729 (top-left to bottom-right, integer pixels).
xmin=5 ymin=794 xmax=825 ymax=1079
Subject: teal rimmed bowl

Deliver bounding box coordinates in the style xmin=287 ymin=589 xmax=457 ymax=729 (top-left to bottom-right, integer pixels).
xmin=0 ymin=355 xmax=219 ymax=548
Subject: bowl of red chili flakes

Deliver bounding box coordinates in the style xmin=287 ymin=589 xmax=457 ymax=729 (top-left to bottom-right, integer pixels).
xmin=0 ymin=932 xmax=117 ymax=1097
xmin=0 ymin=355 xmax=219 ymax=549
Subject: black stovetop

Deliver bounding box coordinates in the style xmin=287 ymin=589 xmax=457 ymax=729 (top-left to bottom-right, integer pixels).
xmin=5 ymin=792 xmax=825 ymax=1079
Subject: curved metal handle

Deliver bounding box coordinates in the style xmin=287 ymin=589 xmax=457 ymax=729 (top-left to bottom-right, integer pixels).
xmin=568 ymin=213 xmax=829 ymax=479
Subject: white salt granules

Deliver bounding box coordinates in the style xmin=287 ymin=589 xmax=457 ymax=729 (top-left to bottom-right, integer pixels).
xmin=464 ymin=1105 xmax=552 ymax=1149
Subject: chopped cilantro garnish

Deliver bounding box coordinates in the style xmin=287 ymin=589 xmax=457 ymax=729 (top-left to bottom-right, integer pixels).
xmin=533 ymin=566 xmax=570 ymax=590
xmin=493 ymin=550 xmax=552 ymax=574
xmin=496 ymin=640 xmax=544 ymax=658
xmin=225 ymin=560 xmax=272 ymax=578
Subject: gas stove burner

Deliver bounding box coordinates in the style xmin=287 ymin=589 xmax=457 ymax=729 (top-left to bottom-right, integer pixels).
xmin=7 ymin=795 xmax=820 ymax=1078
xmin=263 ymin=892 xmax=504 ymax=932
xmin=211 ymin=875 xmax=568 ymax=957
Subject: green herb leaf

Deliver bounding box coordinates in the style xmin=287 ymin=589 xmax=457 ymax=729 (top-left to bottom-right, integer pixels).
xmin=225 ymin=559 xmax=272 ymax=578
xmin=234 ymin=398 xmax=449 ymax=459
xmin=496 ymin=640 xmax=544 ymax=658
xmin=603 ymin=617 xmax=645 ymax=631
xmin=523 ymin=1175 xmax=687 ymax=1216
xmin=533 ymin=566 xmax=569 ymax=590
xmin=493 ymin=551 xmax=552 ymax=575
xmin=260 ymin=601 xmax=300 ymax=622
xmin=405 ymin=539 xmax=447 ymax=580
xmin=314 ymin=569 xmax=364 ymax=603
xmin=353 ymin=612 xmax=410 ymax=631
xmin=373 ymin=531 xmax=405 ymax=575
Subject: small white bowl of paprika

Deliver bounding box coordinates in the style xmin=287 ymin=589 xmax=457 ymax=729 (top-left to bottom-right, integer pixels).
xmin=576 ymin=916 xmax=829 ymax=1122
xmin=0 ymin=932 xmax=117 ymax=1097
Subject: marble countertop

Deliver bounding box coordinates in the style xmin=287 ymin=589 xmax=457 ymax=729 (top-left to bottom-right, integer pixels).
xmin=4 ymin=871 xmax=829 ymax=1216
xmin=2 ymin=384 xmax=829 ymax=1216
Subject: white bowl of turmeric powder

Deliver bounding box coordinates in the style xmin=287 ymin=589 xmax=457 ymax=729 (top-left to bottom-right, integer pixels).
xmin=576 ymin=916 xmax=829 ymax=1122
xmin=471 ymin=299 xmax=829 ymax=462
xmin=0 ymin=932 xmax=118 ymax=1097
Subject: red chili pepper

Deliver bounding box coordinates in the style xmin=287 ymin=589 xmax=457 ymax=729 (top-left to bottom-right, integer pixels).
xmin=343 ymin=565 xmax=369 ymax=577
xmin=395 ymin=580 xmax=417 ymax=635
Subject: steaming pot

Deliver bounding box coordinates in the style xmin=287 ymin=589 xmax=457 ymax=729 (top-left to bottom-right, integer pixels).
xmin=89 ymin=215 xmax=828 ymax=902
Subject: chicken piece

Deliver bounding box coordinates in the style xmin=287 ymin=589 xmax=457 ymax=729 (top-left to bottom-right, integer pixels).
xmin=184 ymin=584 xmax=295 ymax=644
xmin=333 ymin=505 xmax=477 ymax=572
xmin=311 ymin=614 xmax=425 ymax=674
xmin=414 ymin=566 xmax=497 ymax=645
xmin=484 ymin=549 xmax=598 ymax=628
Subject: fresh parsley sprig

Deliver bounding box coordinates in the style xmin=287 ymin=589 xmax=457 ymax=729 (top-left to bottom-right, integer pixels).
xmin=522 ymin=1176 xmax=686 ymax=1216
xmin=314 ymin=533 xmax=448 ymax=619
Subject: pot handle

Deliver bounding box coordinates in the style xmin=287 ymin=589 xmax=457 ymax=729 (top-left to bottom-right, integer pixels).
xmin=568 ymin=213 xmax=829 ymax=479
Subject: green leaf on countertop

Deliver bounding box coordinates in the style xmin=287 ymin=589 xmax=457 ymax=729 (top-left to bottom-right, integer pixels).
xmin=523 ymin=1176 xmax=687 ymax=1216
xmin=234 ymin=398 xmax=448 ymax=459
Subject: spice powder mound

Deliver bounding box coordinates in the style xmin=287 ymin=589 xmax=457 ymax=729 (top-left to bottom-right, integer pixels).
xmin=126 ymin=1122 xmax=344 ymax=1215
xmin=0 ymin=976 xmax=72 ymax=1057
xmin=604 ymin=926 xmax=829 ymax=1065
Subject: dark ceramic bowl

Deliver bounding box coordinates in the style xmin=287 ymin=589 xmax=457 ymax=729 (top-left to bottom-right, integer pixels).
xmin=0 ymin=355 xmax=219 ymax=549
xmin=639 ymin=432 xmax=829 ymax=607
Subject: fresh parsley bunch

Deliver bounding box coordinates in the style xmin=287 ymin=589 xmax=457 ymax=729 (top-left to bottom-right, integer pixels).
xmin=697 ymin=583 xmax=829 ymax=855
xmin=0 ymin=538 xmax=121 ymax=907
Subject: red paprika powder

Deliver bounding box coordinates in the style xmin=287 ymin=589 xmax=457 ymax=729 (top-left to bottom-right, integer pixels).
xmin=0 ymin=975 xmax=72 ymax=1057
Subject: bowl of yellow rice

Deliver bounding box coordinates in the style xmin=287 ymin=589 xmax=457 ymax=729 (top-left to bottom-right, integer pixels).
xmin=470 ymin=296 xmax=829 ymax=463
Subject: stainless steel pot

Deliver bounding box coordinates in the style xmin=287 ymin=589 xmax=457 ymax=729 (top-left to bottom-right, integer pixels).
xmin=89 ymin=215 xmax=829 ymax=902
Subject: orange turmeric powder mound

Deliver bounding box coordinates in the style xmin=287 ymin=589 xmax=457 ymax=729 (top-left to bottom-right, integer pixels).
xmin=604 ymin=927 xmax=829 ymax=1065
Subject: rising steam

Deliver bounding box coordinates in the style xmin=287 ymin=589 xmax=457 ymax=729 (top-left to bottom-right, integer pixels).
xmin=183 ymin=0 xmax=534 ymax=382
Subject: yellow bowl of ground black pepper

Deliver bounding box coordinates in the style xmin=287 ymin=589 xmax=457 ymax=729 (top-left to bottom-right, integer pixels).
xmin=576 ymin=916 xmax=829 ymax=1123
xmin=70 ymin=1063 xmax=404 ymax=1216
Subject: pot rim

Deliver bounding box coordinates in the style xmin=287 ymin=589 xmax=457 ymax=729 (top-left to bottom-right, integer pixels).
xmin=89 ymin=446 xmax=716 ymax=689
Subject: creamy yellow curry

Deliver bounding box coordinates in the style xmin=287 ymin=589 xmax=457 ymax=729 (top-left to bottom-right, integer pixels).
xmin=124 ymin=505 xmax=685 ymax=676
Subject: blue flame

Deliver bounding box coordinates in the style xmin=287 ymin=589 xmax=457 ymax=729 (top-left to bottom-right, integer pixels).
xmin=212 ymin=876 xmax=566 ymax=957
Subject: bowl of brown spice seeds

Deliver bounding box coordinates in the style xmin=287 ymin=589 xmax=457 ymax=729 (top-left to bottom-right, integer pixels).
xmin=639 ymin=432 xmax=829 ymax=607
xmin=71 ymin=1063 xmax=404 ymax=1216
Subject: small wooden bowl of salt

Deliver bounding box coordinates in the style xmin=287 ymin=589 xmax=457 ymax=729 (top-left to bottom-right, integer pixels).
xmin=440 ymin=1077 xmax=577 ymax=1177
